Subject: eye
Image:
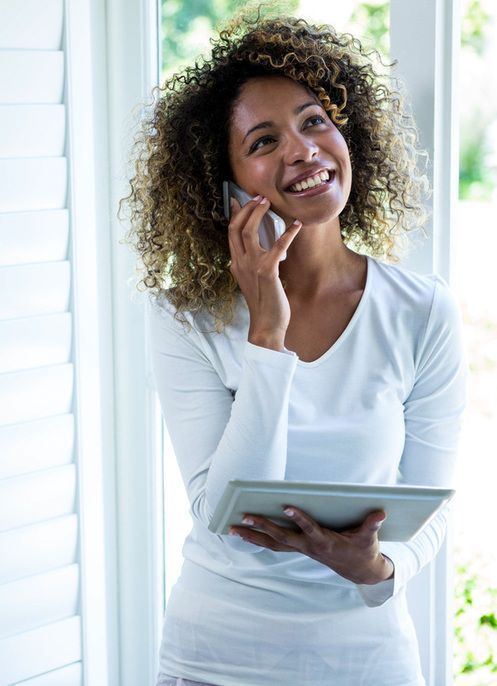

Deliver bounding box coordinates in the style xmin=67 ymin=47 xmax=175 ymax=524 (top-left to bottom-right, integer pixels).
xmin=249 ymin=135 xmax=276 ymax=153
xmin=304 ymin=114 xmax=326 ymax=128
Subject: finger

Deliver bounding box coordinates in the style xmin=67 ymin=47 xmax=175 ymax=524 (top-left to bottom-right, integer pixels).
xmin=227 ymin=195 xmax=263 ymax=256
xmin=227 ymin=199 xmax=247 ymax=256
xmin=240 ymin=197 xmax=273 ymax=253
xmin=271 ymin=220 xmax=302 ymax=257
xmin=240 ymin=514 xmax=302 ymax=549
xmin=229 ymin=194 xmax=258 ymax=219
xmin=282 ymin=505 xmax=324 ymax=541
xmin=229 ymin=526 xmax=295 ymax=552
xmin=228 ymin=194 xmax=261 ymax=224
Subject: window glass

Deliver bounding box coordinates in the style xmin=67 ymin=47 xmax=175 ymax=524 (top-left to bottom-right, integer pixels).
xmin=453 ymin=1 xmax=497 ymax=683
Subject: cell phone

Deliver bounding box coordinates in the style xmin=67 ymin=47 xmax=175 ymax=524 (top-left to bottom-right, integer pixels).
xmin=222 ymin=180 xmax=287 ymax=260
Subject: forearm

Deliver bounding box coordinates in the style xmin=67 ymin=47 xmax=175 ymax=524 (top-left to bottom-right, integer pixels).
xmin=204 ymin=341 xmax=297 ymax=513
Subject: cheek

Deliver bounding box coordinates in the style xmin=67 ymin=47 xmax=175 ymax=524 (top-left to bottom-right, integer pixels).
xmin=236 ymin=162 xmax=272 ymax=195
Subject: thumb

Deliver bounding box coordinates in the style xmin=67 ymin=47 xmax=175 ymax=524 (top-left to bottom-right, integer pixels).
xmin=362 ymin=511 xmax=387 ymax=537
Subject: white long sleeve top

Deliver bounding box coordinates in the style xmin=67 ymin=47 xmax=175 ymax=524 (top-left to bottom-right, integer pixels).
xmin=148 ymin=255 xmax=467 ymax=686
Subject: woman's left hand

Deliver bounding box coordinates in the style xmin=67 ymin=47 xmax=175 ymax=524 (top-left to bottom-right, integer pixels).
xmin=229 ymin=506 xmax=394 ymax=585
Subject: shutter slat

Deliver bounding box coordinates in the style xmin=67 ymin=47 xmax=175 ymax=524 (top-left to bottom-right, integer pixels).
xmin=0 ymin=105 xmax=65 ymax=157
xmin=0 ymin=51 xmax=64 ymax=104
xmin=11 ymin=662 xmax=82 ymax=686
xmin=0 ymin=0 xmax=63 ymax=50
xmin=0 ymin=364 xmax=73 ymax=427
xmin=0 ymin=158 xmax=67 ymax=213
xmin=0 ymin=515 xmax=78 ymax=585
xmin=0 ymin=414 xmax=74 ymax=480
xmin=0 ymin=465 xmax=76 ymax=532
xmin=0 ymin=564 xmax=79 ymax=639
xmin=0 ymin=616 xmax=81 ymax=685
xmin=0 ymin=313 xmax=72 ymax=374
xmin=0 ymin=262 xmax=71 ymax=320
xmin=0 ymin=2 xmax=100 ymax=682
xmin=0 ymin=210 xmax=69 ymax=267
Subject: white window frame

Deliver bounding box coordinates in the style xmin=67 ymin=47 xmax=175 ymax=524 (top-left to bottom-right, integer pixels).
xmin=64 ymin=0 xmax=119 ymax=683
xmin=102 ymin=0 xmax=164 ymax=684
xmin=98 ymin=0 xmax=460 ymax=683
xmin=66 ymin=0 xmax=163 ymax=683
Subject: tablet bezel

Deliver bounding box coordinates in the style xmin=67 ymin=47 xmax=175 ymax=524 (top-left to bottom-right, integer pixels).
xmin=208 ymin=480 xmax=455 ymax=542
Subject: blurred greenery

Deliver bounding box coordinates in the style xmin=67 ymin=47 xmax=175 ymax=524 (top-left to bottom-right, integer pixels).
xmin=454 ymin=553 xmax=497 ymax=684
xmin=161 ymin=0 xmax=300 ymax=79
xmin=459 ymin=0 xmax=496 ymax=201
xmin=349 ymin=1 xmax=389 ymax=60
xmin=461 ymin=0 xmax=491 ymax=55
xmin=460 ymin=113 xmax=496 ymax=201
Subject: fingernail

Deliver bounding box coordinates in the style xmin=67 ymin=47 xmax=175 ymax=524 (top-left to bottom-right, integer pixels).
xmin=374 ymin=520 xmax=384 ymax=529
xmin=283 ymin=508 xmax=295 ymax=517
xmin=229 ymin=529 xmax=240 ymax=536
xmin=252 ymin=195 xmax=261 ymax=202
xmin=242 ymin=517 xmax=254 ymax=526
xmin=259 ymin=197 xmax=268 ymax=204
xmin=292 ymin=219 xmax=301 ymax=226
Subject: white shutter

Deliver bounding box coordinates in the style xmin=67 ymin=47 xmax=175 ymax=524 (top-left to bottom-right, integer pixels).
xmin=0 ymin=1 xmax=83 ymax=684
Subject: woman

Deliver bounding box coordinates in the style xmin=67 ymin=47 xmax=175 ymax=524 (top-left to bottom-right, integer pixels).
xmin=120 ymin=11 xmax=467 ymax=686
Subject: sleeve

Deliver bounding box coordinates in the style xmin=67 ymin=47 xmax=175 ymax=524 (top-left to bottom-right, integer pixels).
xmin=357 ymin=275 xmax=468 ymax=606
xmin=146 ymin=294 xmax=298 ymax=551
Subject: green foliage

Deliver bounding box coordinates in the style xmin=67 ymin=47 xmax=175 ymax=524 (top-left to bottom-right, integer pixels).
xmin=349 ymin=1 xmax=389 ymax=61
xmin=459 ymin=113 xmax=497 ymax=201
xmin=459 ymin=0 xmax=496 ymax=201
xmin=454 ymin=554 xmax=497 ymax=684
xmin=459 ymin=135 xmax=496 ymax=203
xmin=461 ymin=0 xmax=492 ymax=55
xmin=480 ymin=614 xmax=497 ymax=629
xmin=160 ymin=0 xmax=299 ymax=78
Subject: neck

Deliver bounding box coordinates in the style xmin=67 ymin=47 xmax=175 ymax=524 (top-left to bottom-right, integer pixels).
xmin=279 ymin=220 xmax=365 ymax=301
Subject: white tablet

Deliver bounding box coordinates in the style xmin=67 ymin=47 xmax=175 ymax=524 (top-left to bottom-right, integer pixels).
xmin=208 ymin=480 xmax=455 ymax=542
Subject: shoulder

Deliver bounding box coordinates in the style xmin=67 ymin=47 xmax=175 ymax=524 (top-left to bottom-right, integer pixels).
xmin=146 ymin=288 xmax=195 ymax=339
xmin=368 ymin=258 xmax=464 ymax=361
xmin=371 ymin=257 xmax=440 ymax=301
xmin=370 ymin=260 xmax=465 ymax=377
xmin=370 ymin=257 xmax=459 ymax=321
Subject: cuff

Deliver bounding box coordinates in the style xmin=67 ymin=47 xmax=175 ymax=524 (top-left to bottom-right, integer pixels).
xmin=245 ymin=341 xmax=298 ymax=366
xmin=355 ymin=551 xmax=401 ymax=607
xmin=356 ymin=577 xmax=395 ymax=607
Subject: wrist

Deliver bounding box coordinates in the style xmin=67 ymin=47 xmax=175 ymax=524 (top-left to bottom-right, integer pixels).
xmin=360 ymin=554 xmax=395 ymax=585
xmin=248 ymin=331 xmax=286 ymax=351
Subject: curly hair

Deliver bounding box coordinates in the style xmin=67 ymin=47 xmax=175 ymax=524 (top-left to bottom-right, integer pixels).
xmin=119 ymin=10 xmax=431 ymax=331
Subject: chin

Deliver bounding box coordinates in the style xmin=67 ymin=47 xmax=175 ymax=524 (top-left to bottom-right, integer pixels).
xmin=300 ymin=209 xmax=341 ymax=226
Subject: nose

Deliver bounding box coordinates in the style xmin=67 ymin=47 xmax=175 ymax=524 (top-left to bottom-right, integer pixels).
xmin=282 ymin=130 xmax=319 ymax=165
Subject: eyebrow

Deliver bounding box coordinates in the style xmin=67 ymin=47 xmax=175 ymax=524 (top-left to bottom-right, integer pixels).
xmin=242 ymin=101 xmax=325 ymax=143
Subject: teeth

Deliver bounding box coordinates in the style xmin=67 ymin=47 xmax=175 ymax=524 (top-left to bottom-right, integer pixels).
xmin=289 ymin=170 xmax=331 ymax=193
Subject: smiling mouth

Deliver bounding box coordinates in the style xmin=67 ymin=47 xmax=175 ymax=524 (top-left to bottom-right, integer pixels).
xmin=286 ymin=169 xmax=336 ymax=194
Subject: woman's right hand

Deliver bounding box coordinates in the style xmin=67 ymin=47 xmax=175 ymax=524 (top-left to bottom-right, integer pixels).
xmin=228 ymin=195 xmax=301 ymax=351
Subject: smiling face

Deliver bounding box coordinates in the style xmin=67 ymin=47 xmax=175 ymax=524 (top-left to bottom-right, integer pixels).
xmin=228 ymin=75 xmax=352 ymax=228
